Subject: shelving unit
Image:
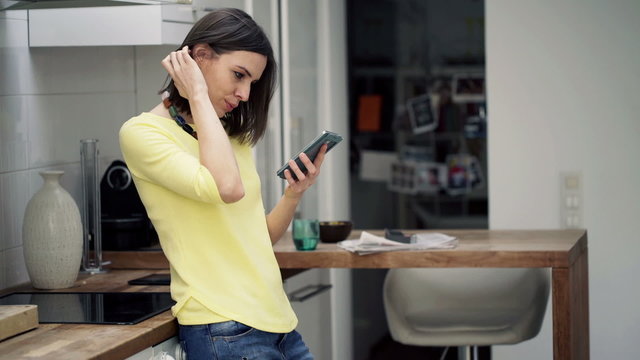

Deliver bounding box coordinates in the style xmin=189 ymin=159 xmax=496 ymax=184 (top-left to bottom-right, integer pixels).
xmin=410 ymin=70 xmax=487 ymax=226
xmin=351 ymin=65 xmax=488 ymax=229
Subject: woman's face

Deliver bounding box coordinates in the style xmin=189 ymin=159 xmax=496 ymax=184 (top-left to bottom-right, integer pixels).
xmin=200 ymin=49 xmax=267 ymax=118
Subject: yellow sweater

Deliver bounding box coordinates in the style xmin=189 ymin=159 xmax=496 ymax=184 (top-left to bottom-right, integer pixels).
xmin=119 ymin=112 xmax=297 ymax=333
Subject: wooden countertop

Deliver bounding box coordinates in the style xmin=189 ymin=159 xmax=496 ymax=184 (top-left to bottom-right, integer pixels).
xmin=103 ymin=229 xmax=587 ymax=270
xmin=0 ymin=270 xmax=176 ymax=360
xmin=274 ymin=229 xmax=587 ymax=268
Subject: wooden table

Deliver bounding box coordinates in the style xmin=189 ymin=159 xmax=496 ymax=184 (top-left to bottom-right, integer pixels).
xmin=273 ymin=229 xmax=589 ymax=360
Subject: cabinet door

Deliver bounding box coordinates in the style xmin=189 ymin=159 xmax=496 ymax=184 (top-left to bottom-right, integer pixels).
xmin=125 ymin=336 xmax=181 ymax=360
xmin=125 ymin=347 xmax=153 ymax=360
xmin=153 ymin=336 xmax=182 ymax=359
xmin=28 ymin=5 xmax=193 ymax=47
xmin=192 ymin=0 xmax=246 ymax=21
xmin=284 ymin=269 xmax=332 ymax=360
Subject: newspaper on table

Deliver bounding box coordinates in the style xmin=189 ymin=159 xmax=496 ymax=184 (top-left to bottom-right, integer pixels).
xmin=337 ymin=231 xmax=458 ymax=255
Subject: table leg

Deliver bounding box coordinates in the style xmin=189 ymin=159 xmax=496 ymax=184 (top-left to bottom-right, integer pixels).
xmin=552 ymin=249 xmax=590 ymax=360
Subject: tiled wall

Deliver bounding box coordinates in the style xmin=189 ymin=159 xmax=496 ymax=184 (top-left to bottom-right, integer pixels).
xmin=0 ymin=10 xmax=174 ymax=290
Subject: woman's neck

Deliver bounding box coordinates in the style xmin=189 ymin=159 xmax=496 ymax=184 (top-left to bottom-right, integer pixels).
xmin=150 ymin=103 xmax=194 ymax=124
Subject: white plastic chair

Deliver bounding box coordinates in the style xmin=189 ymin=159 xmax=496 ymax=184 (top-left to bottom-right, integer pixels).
xmin=383 ymin=268 xmax=549 ymax=359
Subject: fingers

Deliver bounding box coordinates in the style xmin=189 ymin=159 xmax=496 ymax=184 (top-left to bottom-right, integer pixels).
xmin=161 ymin=46 xmax=205 ymax=100
xmin=162 ymin=49 xmax=181 ymax=85
xmin=297 ymin=153 xmax=318 ymax=177
xmin=175 ymin=46 xmax=192 ymax=67
xmin=313 ymin=144 xmax=328 ymax=167
xmin=283 ymin=169 xmax=296 ymax=186
xmin=170 ymin=51 xmax=180 ymax=77
xmin=162 ymin=47 xmax=193 ymax=72
xmin=161 ymin=54 xmax=174 ymax=77
xmin=297 ymin=144 xmax=327 ymax=176
xmin=286 ymin=144 xmax=328 ymax=183
xmin=287 ymin=159 xmax=307 ymax=182
xmin=168 ymin=46 xmax=190 ymax=73
xmin=282 ymin=144 xmax=329 ymax=201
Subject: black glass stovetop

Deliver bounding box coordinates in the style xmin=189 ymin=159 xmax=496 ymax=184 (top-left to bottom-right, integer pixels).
xmin=0 ymin=292 xmax=175 ymax=325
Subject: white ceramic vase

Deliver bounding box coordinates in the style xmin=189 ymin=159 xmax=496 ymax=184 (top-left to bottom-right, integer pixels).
xmin=23 ymin=170 xmax=83 ymax=289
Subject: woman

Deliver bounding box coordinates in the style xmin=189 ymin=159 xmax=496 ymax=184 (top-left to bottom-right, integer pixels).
xmin=119 ymin=8 xmax=322 ymax=360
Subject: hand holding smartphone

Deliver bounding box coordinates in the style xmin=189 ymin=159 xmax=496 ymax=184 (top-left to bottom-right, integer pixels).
xmin=277 ymin=131 xmax=343 ymax=180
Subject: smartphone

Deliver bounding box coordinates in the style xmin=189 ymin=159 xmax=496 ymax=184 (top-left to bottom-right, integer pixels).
xmin=128 ymin=274 xmax=171 ymax=286
xmin=277 ymin=130 xmax=343 ymax=180
xmin=384 ymin=228 xmax=411 ymax=244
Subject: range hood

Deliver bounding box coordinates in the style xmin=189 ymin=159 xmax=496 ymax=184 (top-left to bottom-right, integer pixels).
xmin=1 ymin=0 xmax=191 ymax=11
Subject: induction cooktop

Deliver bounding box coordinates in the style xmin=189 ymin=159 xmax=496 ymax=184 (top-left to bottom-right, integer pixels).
xmin=0 ymin=292 xmax=175 ymax=325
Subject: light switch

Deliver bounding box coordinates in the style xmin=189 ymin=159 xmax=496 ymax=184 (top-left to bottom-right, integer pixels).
xmin=565 ymin=175 xmax=580 ymax=189
xmin=565 ymin=196 xmax=573 ymax=208
xmin=560 ymin=172 xmax=583 ymax=229
xmin=572 ymin=196 xmax=580 ymax=208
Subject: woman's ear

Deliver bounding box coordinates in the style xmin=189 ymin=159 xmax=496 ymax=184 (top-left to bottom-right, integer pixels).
xmin=192 ymin=44 xmax=215 ymax=63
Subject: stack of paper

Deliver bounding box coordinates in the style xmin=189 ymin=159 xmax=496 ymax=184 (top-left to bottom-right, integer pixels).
xmin=337 ymin=231 xmax=458 ymax=255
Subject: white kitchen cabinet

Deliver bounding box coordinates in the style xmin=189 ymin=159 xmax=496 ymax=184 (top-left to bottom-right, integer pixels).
xmin=152 ymin=336 xmax=183 ymax=360
xmin=284 ymin=269 xmax=333 ymax=360
xmin=28 ymin=5 xmax=194 ymax=47
xmin=191 ymin=0 xmax=245 ymax=21
xmin=25 ymin=0 xmax=256 ymax=48
xmin=125 ymin=335 xmax=183 ymax=360
xmin=125 ymin=346 xmax=153 ymax=360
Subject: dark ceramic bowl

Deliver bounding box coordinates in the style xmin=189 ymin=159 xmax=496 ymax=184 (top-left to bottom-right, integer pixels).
xmin=319 ymin=221 xmax=353 ymax=243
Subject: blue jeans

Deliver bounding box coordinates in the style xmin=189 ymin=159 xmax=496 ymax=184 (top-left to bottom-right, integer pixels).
xmin=179 ymin=321 xmax=314 ymax=360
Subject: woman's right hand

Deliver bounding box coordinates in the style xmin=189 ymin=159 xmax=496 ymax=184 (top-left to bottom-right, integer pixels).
xmin=161 ymin=46 xmax=208 ymax=101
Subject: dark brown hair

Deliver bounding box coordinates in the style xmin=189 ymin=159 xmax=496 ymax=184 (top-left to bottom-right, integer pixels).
xmin=161 ymin=8 xmax=276 ymax=145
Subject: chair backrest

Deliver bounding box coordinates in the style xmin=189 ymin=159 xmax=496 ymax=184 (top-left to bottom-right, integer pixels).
xmin=383 ymin=268 xmax=550 ymax=346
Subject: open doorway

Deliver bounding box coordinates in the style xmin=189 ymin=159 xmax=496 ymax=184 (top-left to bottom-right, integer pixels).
xmin=346 ymin=1 xmax=486 ymax=358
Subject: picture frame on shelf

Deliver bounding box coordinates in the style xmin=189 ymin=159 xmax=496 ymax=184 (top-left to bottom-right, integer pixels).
xmin=451 ymin=73 xmax=485 ymax=103
xmin=388 ymin=160 xmax=446 ymax=194
xmin=406 ymin=93 xmax=438 ymax=134
xmin=445 ymin=154 xmax=484 ymax=195
xmin=464 ymin=103 xmax=487 ymax=139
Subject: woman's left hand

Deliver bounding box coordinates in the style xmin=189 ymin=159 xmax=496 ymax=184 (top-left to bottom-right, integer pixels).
xmin=283 ymin=144 xmax=328 ymax=199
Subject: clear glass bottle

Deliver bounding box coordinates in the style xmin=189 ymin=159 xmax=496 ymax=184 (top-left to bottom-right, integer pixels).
xmin=80 ymin=139 xmax=107 ymax=273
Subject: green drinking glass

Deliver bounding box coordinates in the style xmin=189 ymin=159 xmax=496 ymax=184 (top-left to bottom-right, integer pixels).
xmin=292 ymin=219 xmax=320 ymax=251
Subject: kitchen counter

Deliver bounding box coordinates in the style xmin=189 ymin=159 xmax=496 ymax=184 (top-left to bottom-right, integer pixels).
xmin=18 ymin=229 xmax=587 ymax=360
xmin=0 ymin=270 xmax=176 ymax=360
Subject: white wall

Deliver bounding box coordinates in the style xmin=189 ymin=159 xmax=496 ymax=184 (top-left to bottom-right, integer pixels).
xmin=0 ymin=9 xmax=173 ymax=290
xmin=487 ymin=1 xmax=640 ymax=359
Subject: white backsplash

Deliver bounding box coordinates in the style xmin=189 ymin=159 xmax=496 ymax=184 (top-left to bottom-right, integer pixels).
xmin=0 ymin=11 xmax=172 ymax=289
xmin=26 ymin=93 xmax=134 ymax=167
xmin=0 ymin=96 xmax=29 ymax=172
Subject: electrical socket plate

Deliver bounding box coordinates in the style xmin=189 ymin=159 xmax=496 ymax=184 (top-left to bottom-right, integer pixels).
xmin=560 ymin=172 xmax=582 ymax=229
